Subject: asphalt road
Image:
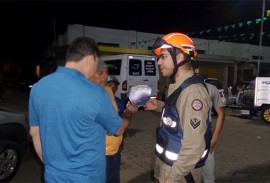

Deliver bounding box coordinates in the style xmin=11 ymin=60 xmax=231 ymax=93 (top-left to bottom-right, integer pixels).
xmin=2 ymin=92 xmax=270 ymax=183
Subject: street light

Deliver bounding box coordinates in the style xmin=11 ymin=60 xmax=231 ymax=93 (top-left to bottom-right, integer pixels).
xmin=257 ymin=0 xmax=265 ymax=77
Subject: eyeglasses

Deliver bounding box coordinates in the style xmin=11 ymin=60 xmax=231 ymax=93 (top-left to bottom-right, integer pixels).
xmin=158 ymin=54 xmax=170 ymax=61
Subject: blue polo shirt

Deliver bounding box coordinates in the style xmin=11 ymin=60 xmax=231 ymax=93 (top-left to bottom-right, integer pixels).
xmin=29 ymin=66 xmax=122 ymax=183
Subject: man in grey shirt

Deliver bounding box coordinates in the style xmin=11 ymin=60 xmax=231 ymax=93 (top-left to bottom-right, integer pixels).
xmin=192 ymin=61 xmax=226 ymax=183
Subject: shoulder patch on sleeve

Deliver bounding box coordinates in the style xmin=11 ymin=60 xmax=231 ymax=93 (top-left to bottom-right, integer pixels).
xmin=191 ymin=99 xmax=203 ymax=111
xmin=190 ymin=117 xmax=202 ymax=129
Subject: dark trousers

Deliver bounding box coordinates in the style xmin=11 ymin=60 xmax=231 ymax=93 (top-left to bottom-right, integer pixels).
xmin=106 ymin=150 xmax=121 ymax=183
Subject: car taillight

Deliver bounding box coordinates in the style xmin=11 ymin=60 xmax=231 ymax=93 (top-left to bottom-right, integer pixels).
xmin=122 ymin=80 xmax=127 ymax=91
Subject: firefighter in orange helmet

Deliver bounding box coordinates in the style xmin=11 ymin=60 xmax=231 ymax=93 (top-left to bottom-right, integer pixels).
xmin=152 ymin=32 xmax=197 ymax=80
xmin=144 ymin=33 xmax=212 ymax=183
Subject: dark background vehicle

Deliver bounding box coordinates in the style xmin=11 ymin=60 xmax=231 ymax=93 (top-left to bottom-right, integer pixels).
xmin=0 ymin=106 xmax=28 ymax=182
xmin=17 ymin=70 xmax=39 ymax=92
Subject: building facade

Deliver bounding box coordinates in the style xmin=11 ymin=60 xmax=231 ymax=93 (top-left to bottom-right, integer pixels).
xmin=48 ymin=24 xmax=270 ymax=93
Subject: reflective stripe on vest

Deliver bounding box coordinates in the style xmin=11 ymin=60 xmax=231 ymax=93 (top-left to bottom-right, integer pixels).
xmin=165 ymin=150 xmax=178 ymax=161
xmin=156 ymin=144 xmax=178 ymax=161
xmin=156 ymin=144 xmax=209 ymax=162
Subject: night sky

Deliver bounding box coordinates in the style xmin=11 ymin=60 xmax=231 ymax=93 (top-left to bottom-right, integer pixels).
xmin=0 ymin=0 xmax=269 ymax=62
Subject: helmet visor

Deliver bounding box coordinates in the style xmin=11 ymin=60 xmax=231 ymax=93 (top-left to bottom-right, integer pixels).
xmin=152 ymin=37 xmax=173 ymax=56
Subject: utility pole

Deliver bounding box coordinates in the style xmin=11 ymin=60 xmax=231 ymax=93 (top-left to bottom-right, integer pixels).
xmin=257 ymin=0 xmax=265 ymax=77
xmin=54 ymin=18 xmax=56 ymax=42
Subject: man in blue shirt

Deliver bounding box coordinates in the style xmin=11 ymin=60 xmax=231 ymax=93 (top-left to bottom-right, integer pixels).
xmin=29 ymin=37 xmax=133 ymax=183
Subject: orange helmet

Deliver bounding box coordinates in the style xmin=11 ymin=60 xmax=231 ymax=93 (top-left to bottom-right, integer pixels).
xmin=152 ymin=32 xmax=197 ymax=60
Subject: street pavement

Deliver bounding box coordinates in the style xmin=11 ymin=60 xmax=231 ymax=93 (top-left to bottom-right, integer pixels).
xmin=2 ymin=91 xmax=270 ymax=183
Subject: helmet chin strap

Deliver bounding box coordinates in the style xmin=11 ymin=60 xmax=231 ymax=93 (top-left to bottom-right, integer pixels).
xmin=168 ymin=48 xmax=190 ymax=82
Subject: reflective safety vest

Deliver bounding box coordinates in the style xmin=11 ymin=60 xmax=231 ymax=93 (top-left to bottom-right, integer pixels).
xmin=155 ymin=74 xmax=212 ymax=168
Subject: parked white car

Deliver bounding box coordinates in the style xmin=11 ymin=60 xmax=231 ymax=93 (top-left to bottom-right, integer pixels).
xmin=102 ymin=54 xmax=159 ymax=104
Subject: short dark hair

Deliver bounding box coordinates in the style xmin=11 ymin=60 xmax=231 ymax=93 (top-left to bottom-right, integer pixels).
xmin=174 ymin=48 xmax=192 ymax=62
xmin=65 ymin=37 xmax=100 ymax=62
xmin=108 ymin=76 xmax=120 ymax=86
xmin=190 ymin=61 xmax=199 ymax=69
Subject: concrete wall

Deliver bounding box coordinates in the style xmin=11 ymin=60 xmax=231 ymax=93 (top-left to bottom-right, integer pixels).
xmin=64 ymin=25 xmax=162 ymax=49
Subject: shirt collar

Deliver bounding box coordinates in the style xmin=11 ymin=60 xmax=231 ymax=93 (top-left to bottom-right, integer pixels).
xmin=168 ymin=70 xmax=194 ymax=96
xmin=56 ymin=66 xmax=86 ymax=79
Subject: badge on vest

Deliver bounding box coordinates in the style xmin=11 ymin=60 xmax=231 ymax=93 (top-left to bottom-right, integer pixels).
xmin=190 ymin=117 xmax=201 ymax=129
xmin=191 ymin=99 xmax=203 ymax=111
xmin=163 ymin=117 xmax=177 ymax=127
